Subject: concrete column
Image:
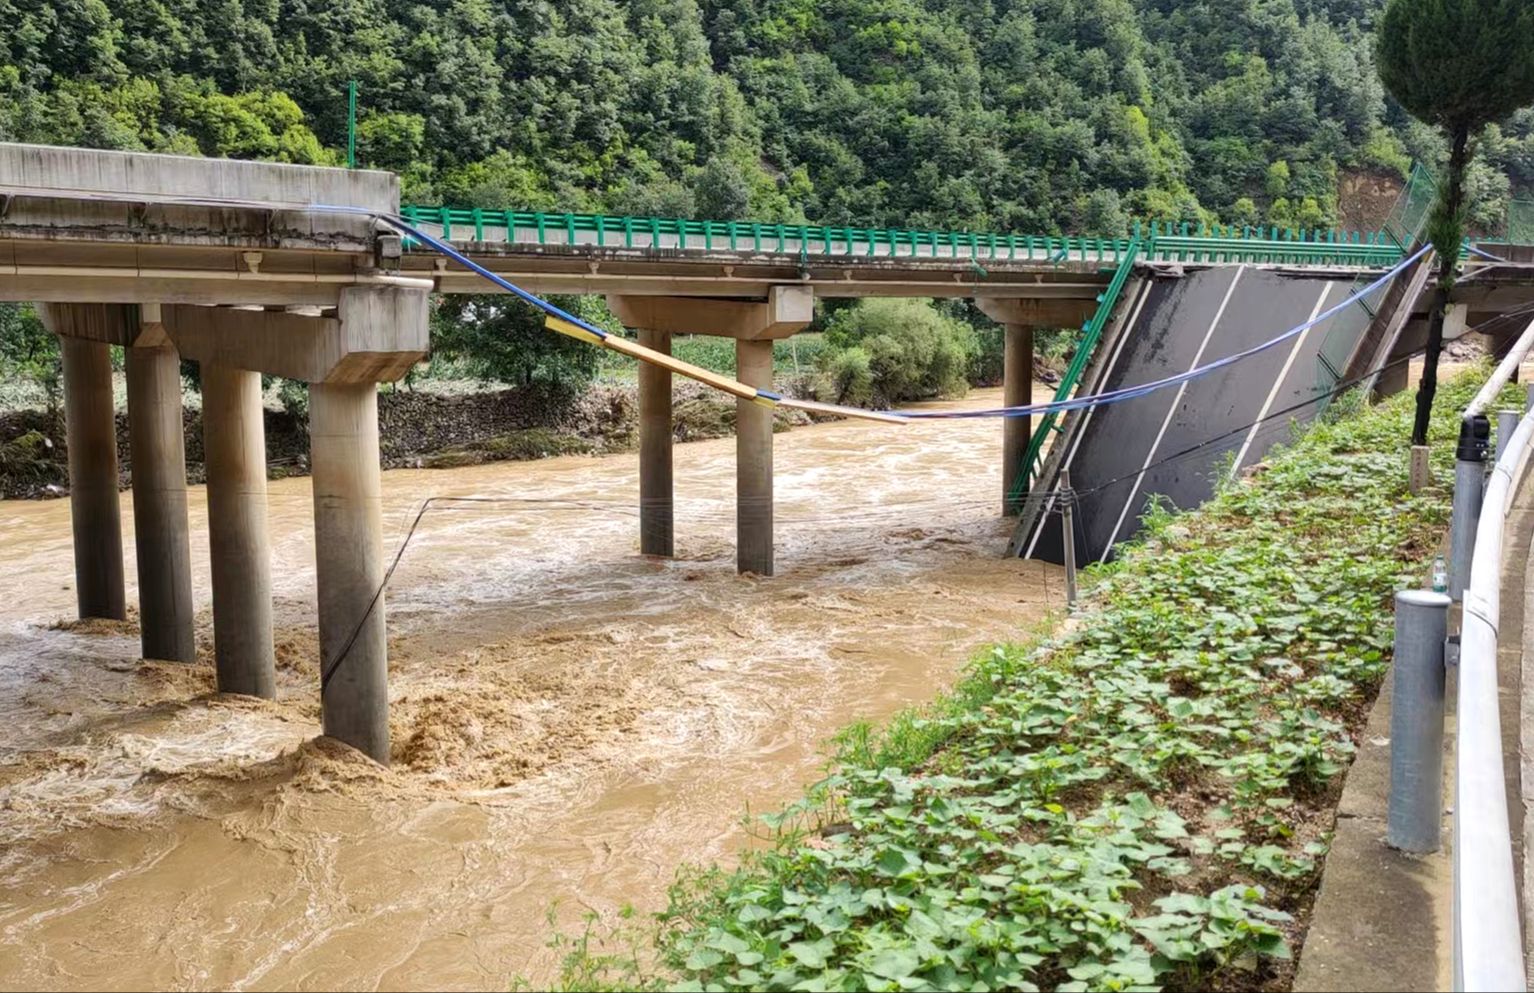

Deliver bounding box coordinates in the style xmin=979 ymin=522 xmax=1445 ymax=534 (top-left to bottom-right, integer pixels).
xmin=125 ymin=343 xmax=195 ymax=662
xmin=1371 ymin=356 xmax=1410 ymax=401
xmin=201 ymin=364 xmax=276 ymax=698
xmin=60 ymin=336 xmax=126 ymax=619
xmin=1002 ymin=324 xmax=1034 ymax=515
xmin=638 ymin=328 xmax=674 ymax=557
xmin=310 ymin=382 xmax=390 ymax=764
xmin=736 ymin=339 xmax=774 ymax=576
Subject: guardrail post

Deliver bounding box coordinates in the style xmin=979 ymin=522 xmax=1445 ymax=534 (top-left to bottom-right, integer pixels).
xmin=1498 ymin=409 xmax=1521 ymax=460
xmin=1388 ymin=589 xmax=1451 ymax=852
xmin=1449 ymin=415 xmax=1490 ymax=600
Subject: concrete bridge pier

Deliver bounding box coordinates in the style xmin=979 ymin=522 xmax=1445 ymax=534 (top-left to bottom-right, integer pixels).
xmin=637 ymin=328 xmax=674 ymax=557
xmin=310 ymin=381 xmax=389 ymax=762
xmin=1001 ymin=325 xmax=1034 ymax=515
xmin=57 ymin=333 xmax=126 ymax=619
xmin=125 ymin=311 xmax=196 ymax=662
xmin=608 ymin=286 xmax=812 ymax=575
xmin=201 ymin=363 xmax=277 ymax=698
xmin=42 ymin=303 xmax=199 ymax=655
xmin=979 ymin=299 xmax=1094 ymax=516
xmin=735 ymin=339 xmax=775 ymax=575
xmin=163 ymin=287 xmax=428 ymax=762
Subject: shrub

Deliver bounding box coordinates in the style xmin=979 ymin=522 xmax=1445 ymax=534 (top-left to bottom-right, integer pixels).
xmin=824 ymin=346 xmax=873 ymax=406
xmin=969 ymin=325 xmax=1005 ymax=386
xmin=819 ymin=298 xmax=977 ymax=405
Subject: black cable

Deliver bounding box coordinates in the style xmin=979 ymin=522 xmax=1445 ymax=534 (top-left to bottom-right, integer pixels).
xmin=320 ymin=496 xmax=636 ymax=692
xmin=1059 ymin=347 xmax=1425 ymax=505
xmin=1064 ymin=301 xmax=1534 ymax=504
xmin=320 ymin=308 xmax=1525 ymax=687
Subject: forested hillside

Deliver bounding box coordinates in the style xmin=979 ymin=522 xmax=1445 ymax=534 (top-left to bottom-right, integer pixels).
xmin=4 ymin=0 xmax=1532 ymax=235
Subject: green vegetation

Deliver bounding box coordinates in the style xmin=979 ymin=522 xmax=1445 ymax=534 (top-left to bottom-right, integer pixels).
xmin=17 ymin=1 xmax=1532 ymax=229
xmin=0 ymin=304 xmax=58 ymax=414
xmin=1375 ymin=0 xmax=1534 ymax=444
xmin=819 ymin=299 xmax=978 ymax=406
xmin=6 ymin=1 xmax=1534 ymax=396
xmin=551 ymin=370 xmax=1499 ymax=992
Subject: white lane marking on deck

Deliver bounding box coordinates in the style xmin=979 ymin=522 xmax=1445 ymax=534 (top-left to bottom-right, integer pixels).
xmin=1099 ymin=265 xmax=1246 ymax=564
xmin=1228 ymin=282 xmax=1334 ymax=479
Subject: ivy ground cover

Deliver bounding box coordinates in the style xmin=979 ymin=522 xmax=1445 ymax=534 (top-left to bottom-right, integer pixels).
xmin=563 ymin=371 xmax=1498 ymax=993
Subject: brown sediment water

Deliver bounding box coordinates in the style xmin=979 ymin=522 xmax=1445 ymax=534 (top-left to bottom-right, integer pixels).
xmin=0 ymin=386 xmax=1062 ymax=991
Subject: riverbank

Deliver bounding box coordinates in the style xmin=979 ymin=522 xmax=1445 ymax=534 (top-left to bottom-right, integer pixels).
xmin=566 ymin=371 xmax=1495 ymax=992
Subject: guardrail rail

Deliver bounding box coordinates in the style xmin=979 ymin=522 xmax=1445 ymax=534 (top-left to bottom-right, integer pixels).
xmin=1450 ymin=323 xmax=1534 ymax=992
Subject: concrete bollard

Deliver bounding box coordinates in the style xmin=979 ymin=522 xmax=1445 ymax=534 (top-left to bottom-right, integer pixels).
xmin=1387 ymin=589 xmax=1451 ymax=853
xmin=1449 ymin=416 xmax=1490 ymax=601
xmin=1409 ymin=445 xmax=1431 ymax=495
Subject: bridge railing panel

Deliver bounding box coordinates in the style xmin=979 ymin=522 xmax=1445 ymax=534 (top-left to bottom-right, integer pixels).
xmin=398 ymin=206 xmax=1411 ymax=269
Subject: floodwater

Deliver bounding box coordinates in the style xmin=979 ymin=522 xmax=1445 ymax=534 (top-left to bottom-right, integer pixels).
xmin=0 ymin=386 xmax=1062 ymax=991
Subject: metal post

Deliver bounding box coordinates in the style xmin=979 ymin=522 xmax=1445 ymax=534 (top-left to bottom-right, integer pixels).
xmin=1498 ymin=409 xmax=1520 ymax=460
xmin=1387 ymin=589 xmax=1450 ymax=852
xmin=1060 ymin=469 xmax=1078 ymax=606
xmin=1525 ymin=381 xmax=1533 ymax=415
xmin=1449 ymin=416 xmax=1490 ymax=601
xmin=347 ymin=80 xmax=358 ymax=169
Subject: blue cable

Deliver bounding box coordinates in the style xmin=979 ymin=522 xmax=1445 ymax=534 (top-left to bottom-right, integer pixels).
xmin=349 ymin=207 xmax=1430 ymax=424
xmin=899 ymin=244 xmax=1431 ymax=420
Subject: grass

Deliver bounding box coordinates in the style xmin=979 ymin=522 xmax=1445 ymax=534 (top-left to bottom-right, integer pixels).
xmin=543 ymin=368 xmax=1505 ymax=993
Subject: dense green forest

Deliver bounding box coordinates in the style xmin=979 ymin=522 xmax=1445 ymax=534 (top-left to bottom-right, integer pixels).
xmin=4 ymin=0 xmax=1534 ymax=407
xmin=5 ymin=0 xmax=1532 ymax=232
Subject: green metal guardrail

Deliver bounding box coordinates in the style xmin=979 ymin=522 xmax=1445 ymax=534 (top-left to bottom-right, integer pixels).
xmin=398 ymin=206 xmax=1407 ymax=269
xmin=1005 ymin=240 xmax=1144 ymax=509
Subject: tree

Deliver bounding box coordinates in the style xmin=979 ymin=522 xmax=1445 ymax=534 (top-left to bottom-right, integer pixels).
xmin=0 ymin=304 xmax=60 ymax=416
xmin=430 ymin=295 xmax=606 ymax=389
xmin=1376 ymin=0 xmax=1534 ymax=444
xmin=692 ymin=157 xmax=751 ymax=219
xmin=820 ymin=299 xmax=977 ymax=404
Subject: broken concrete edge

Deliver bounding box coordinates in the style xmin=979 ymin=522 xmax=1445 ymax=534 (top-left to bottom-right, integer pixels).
xmin=0 ymin=140 xmax=397 ymax=251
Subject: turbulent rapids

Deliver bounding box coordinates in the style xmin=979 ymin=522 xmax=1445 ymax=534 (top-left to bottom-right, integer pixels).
xmin=0 ymin=387 xmax=1061 ymax=991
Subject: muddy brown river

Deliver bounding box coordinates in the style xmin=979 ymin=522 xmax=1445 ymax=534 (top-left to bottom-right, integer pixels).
xmin=0 ymin=387 xmax=1061 ymax=991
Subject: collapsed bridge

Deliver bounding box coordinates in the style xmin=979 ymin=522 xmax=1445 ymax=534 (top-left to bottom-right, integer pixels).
xmin=5 ymin=141 xmax=1534 ymax=762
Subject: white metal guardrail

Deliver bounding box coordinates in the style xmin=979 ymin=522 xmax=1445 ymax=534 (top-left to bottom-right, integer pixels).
xmin=1453 ymin=322 xmax=1534 ymax=992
